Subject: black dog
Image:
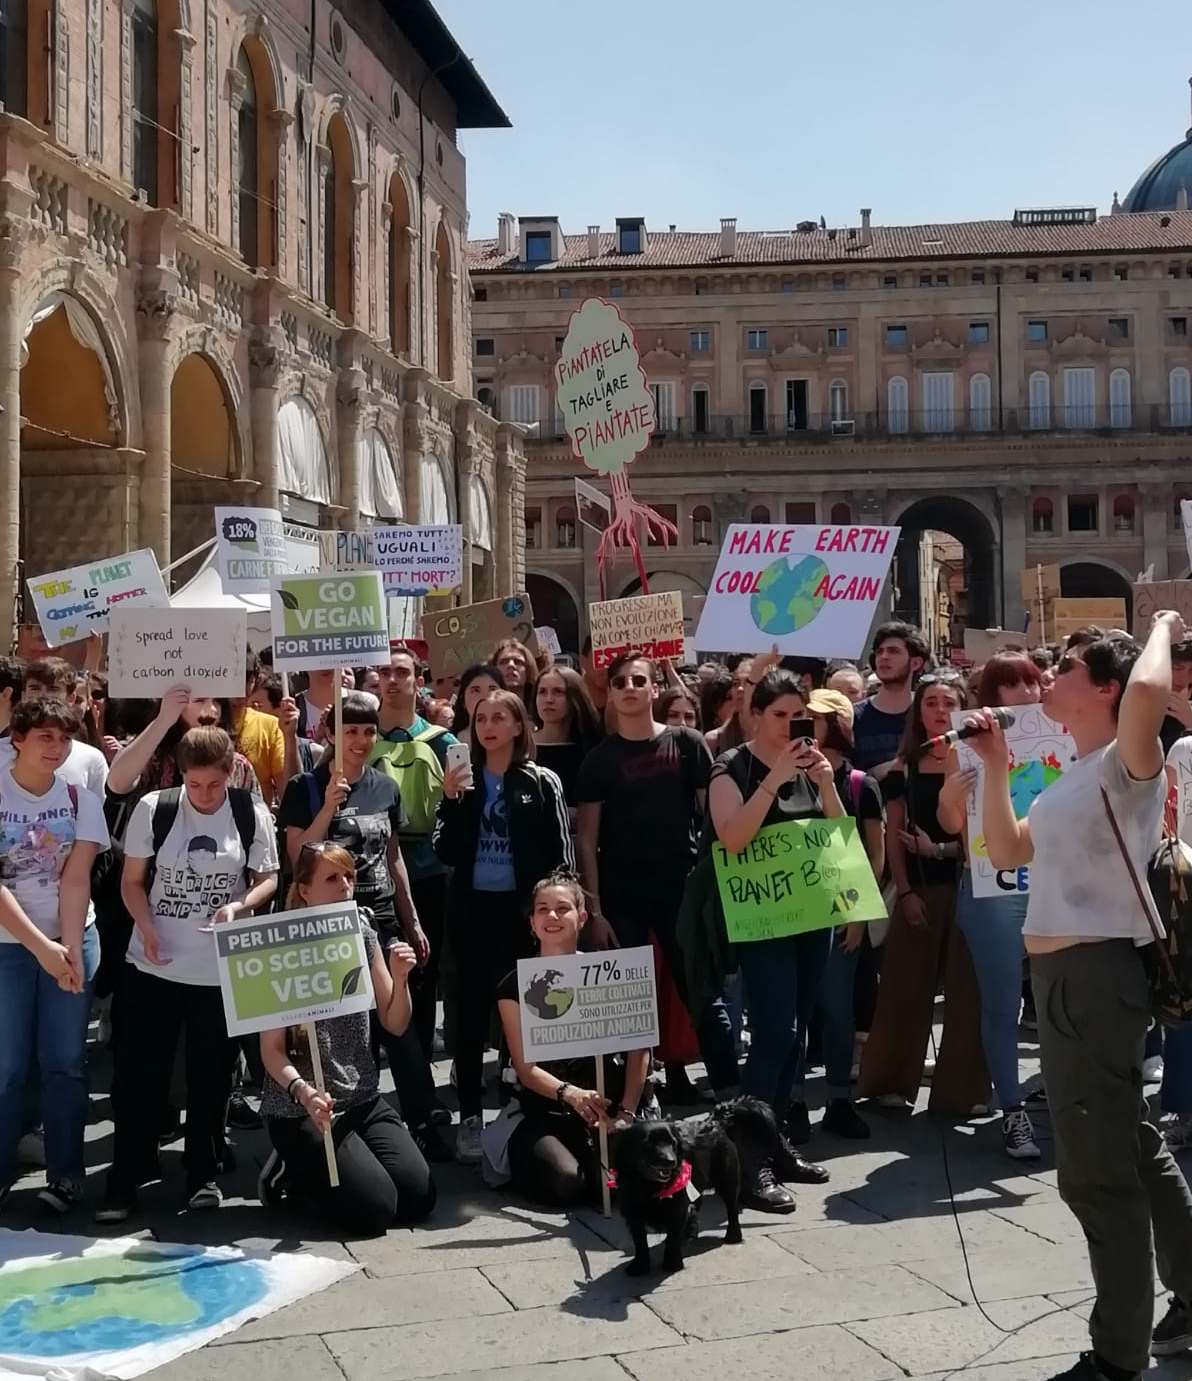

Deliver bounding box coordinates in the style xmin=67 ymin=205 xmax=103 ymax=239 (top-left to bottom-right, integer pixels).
xmin=612 ymin=1096 xmax=780 ymax=1275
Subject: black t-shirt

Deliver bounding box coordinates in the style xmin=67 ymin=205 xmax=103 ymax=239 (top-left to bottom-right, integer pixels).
xmin=884 ymin=765 xmax=957 ymax=887
xmin=534 ymin=741 xmax=587 ymax=809
xmin=1162 ymin=715 xmax=1187 ymax=757
xmin=834 ymin=760 xmax=885 ymax=828
xmin=278 ymin=764 xmax=408 ymax=904
xmin=851 ymin=697 xmax=908 ymax=774
xmin=576 ymin=728 xmax=711 ymax=897
xmin=710 ymin=744 xmax=824 ymax=828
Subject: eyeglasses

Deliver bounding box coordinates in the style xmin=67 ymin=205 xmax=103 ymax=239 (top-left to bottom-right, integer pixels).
xmin=611 ymin=673 xmax=651 ymax=690
xmin=917 ymin=672 xmax=964 ymax=688
xmin=301 ymin=840 xmax=334 ymax=855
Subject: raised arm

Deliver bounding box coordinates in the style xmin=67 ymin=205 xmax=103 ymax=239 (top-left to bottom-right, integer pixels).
xmin=966 ymin=710 xmax=1034 ymax=869
xmin=1119 ymin=612 xmax=1186 ymax=782
xmin=108 ymin=689 xmax=188 ymax=795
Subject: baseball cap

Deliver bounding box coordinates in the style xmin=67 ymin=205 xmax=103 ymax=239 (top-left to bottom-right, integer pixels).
xmin=806 ymin=687 xmax=855 ymax=728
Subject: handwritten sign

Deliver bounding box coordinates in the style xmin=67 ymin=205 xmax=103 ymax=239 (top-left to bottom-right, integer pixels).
xmin=374 ymin=525 xmax=464 ymax=597
xmin=271 ymin=571 xmax=388 ymax=672
xmin=535 ymin=625 xmax=563 ymax=659
xmin=695 ymin=524 xmax=899 ymax=658
xmin=108 ymin=608 xmax=247 ymax=697
xmin=712 ymin=819 xmax=885 ymax=943
xmin=1181 ymin=500 xmax=1192 ymax=570
xmin=589 ymin=591 xmax=684 ymax=669
xmin=1051 ymin=597 xmax=1127 ymax=644
xmin=26 ymin=548 xmax=169 ymax=648
xmin=954 ymin=705 xmax=1076 ymax=897
xmin=554 ymin=298 xmax=655 ymax=476
xmin=517 ymin=945 xmax=658 ymax=1062
xmin=1133 ymin=580 xmax=1192 ymax=637
xmin=285 ymin=523 xmax=320 ymax=574
xmin=962 ymin=627 xmax=1029 ymax=665
xmin=318 ymin=529 xmax=375 ymax=572
xmin=215 ymin=507 xmax=288 ymax=593
xmin=1168 ymin=737 xmax=1192 ymax=848
xmin=215 ymin=903 xmax=374 ymax=1037
xmin=422 ymin=594 xmax=539 ymax=681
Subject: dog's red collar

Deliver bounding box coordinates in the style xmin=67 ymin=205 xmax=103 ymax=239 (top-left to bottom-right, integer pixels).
xmin=657 ymin=1160 xmax=693 ymax=1199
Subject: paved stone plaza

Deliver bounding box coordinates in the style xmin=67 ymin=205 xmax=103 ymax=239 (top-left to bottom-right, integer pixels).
xmin=8 ymin=1040 xmax=1192 ymax=1381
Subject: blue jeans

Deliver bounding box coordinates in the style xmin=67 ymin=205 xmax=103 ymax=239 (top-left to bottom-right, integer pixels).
xmin=954 ymin=871 xmax=1027 ymax=1109
xmin=0 ymin=925 xmax=100 ymax=1188
xmin=820 ymin=936 xmax=861 ymax=1102
xmin=736 ymin=928 xmax=832 ymax=1118
xmin=1162 ymin=1026 xmax=1192 ymax=1115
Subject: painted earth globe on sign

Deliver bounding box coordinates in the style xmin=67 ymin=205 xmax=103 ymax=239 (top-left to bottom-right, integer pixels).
xmin=750 ymin=555 xmax=830 ymax=636
xmin=523 ymin=969 xmax=575 ymax=1021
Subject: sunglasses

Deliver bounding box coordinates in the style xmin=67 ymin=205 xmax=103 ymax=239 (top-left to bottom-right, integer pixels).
xmin=90 ymin=689 xmax=105 ymax=701
xmin=917 ymin=672 xmax=964 ymax=688
xmin=301 ymin=840 xmax=335 ymax=855
xmin=611 ymin=673 xmax=651 ymax=690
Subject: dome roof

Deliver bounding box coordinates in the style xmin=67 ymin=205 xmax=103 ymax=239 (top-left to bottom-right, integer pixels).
xmin=1121 ymin=133 xmax=1192 ymax=213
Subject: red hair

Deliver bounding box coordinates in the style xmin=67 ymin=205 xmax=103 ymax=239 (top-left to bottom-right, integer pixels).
xmin=977 ymin=652 xmax=1043 ymax=708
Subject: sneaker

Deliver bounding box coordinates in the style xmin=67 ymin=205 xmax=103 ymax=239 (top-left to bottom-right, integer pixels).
xmin=227 ymin=1093 xmax=263 ymax=1130
xmin=773 ymin=1135 xmax=830 ymax=1184
xmin=38 ymin=1179 xmax=82 ymax=1215
xmin=427 ymin=1101 xmax=452 ymax=1128
xmin=783 ymin=1101 xmax=811 ymax=1146
xmin=1153 ymin=1296 xmax=1192 ymax=1356
xmin=660 ymin=1067 xmax=714 ymax=1105
xmin=922 ymin=1058 xmax=936 ymax=1082
xmin=257 ymin=1149 xmax=288 ymax=1208
xmin=1161 ymin=1112 xmax=1192 ymax=1151
xmin=158 ymin=1108 xmax=183 ymax=1146
xmin=1144 ymin=1055 xmax=1165 ymax=1084
xmin=95 ymin=1188 xmax=135 ymax=1223
xmin=874 ymin=1093 xmax=911 ymax=1109
xmin=455 ymin=1115 xmax=483 ymax=1164
xmin=1025 ymin=1085 xmax=1049 ymax=1109
xmin=412 ymin=1121 xmax=453 ymax=1164
xmin=1002 ymin=1108 xmax=1041 ymax=1160
xmin=969 ymin=1103 xmax=992 ymax=1117
xmin=822 ymin=1098 xmax=871 ymax=1140
xmin=17 ymin=1131 xmax=46 ymax=1168
xmin=639 ymin=1088 xmax=663 ymax=1122
xmin=1044 ymin=1352 xmax=1138 ymax=1380
xmin=187 ymin=1182 xmax=223 ymax=1211
xmin=740 ymin=1164 xmax=797 ymax=1214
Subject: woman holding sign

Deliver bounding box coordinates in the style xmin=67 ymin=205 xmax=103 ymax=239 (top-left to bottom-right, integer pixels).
xmin=257 ymin=843 xmax=435 ymax=1235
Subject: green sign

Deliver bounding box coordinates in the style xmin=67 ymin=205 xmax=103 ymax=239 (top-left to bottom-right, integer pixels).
xmin=214 ymin=903 xmax=375 ymax=1036
xmin=712 ymin=818 xmax=886 ymax=944
xmin=270 ymin=570 xmax=388 ymax=671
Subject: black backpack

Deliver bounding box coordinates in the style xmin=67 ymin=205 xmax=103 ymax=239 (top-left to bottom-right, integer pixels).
xmin=147 ymin=786 xmax=258 ymax=888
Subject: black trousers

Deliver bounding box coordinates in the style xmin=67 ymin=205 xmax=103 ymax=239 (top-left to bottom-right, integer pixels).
xmin=367 ymin=897 xmax=437 ymax=1129
xmin=108 ymin=964 xmax=235 ymax=1194
xmin=267 ymin=1094 xmax=435 ymax=1236
xmin=408 ymin=872 xmax=446 ymax=1064
xmin=508 ymin=1113 xmax=599 ymax=1207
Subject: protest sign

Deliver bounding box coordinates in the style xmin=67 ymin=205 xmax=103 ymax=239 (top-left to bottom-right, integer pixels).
xmin=712 ymin=818 xmax=886 ymax=943
xmin=318 ymin=528 xmax=374 ymax=572
xmin=215 ymin=903 xmax=375 ymax=1037
xmin=1051 ymin=597 xmax=1127 ymax=643
xmin=1021 ymin=564 xmax=1061 ymax=644
xmin=1133 ymin=580 xmax=1192 ymax=636
xmin=214 ymin=507 xmax=288 ymax=593
xmin=962 ymin=627 xmax=1028 ymax=665
xmin=108 ymin=608 xmax=246 ymax=697
xmin=954 ymin=705 xmax=1076 ymax=897
xmin=575 ymin=476 xmax=612 ymax=534
xmin=1169 ymin=738 xmax=1192 ymax=846
xmin=26 ymin=548 xmax=169 ymax=648
xmin=517 ymin=945 xmax=658 ymax=1062
xmin=422 ymin=593 xmax=539 ymax=680
xmin=1182 ymin=499 xmax=1192 ymax=568
xmin=373 ymin=524 xmax=464 ymax=596
xmin=554 ymin=298 xmax=655 ymax=475
xmin=695 ymin=523 xmax=899 ymax=658
xmin=270 ymin=571 xmax=388 ymax=671
xmin=589 ymin=590 xmax=684 ymax=669
xmin=285 ymin=523 xmax=320 ymax=573
xmin=535 ymin=624 xmax=563 ymax=658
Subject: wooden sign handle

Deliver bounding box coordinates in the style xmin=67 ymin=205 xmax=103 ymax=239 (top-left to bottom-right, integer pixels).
xmin=305 ymin=1020 xmax=340 ymax=1188
xmin=595 ymin=1057 xmax=611 ymax=1219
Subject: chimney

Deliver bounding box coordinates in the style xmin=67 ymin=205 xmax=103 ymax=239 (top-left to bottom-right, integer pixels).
xmin=860 ymin=207 xmax=872 ymax=247
xmin=1179 ymin=180 xmax=1189 ymax=213
xmin=587 ymin=224 xmax=600 ymax=257
xmin=720 ymin=216 xmax=737 ymax=257
xmin=497 ymin=212 xmax=514 ymax=255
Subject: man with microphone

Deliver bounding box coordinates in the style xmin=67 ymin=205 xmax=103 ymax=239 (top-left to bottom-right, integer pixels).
xmin=968 ymin=612 xmax=1192 ymax=1381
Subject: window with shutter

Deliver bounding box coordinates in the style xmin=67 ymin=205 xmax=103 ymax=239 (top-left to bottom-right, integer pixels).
xmin=1170 ymin=367 xmax=1192 ymax=427
xmin=1109 ymin=369 xmax=1131 ymax=429
xmin=921 ymin=371 xmax=954 ymax=432
xmin=887 ymin=376 xmax=909 ymax=434
xmin=1028 ymin=372 xmax=1050 ymax=429
xmin=969 ymin=373 xmax=992 ymax=431
xmin=509 ymin=385 xmax=540 ymax=426
xmin=1062 ymin=367 xmax=1095 ymax=429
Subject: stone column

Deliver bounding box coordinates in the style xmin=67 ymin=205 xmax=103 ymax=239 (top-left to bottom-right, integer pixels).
xmin=495 ymin=424 xmax=519 ymax=595
xmin=402 ymin=369 xmax=432 ymax=523
xmin=249 ymin=329 xmax=284 ymax=509
xmin=379 ymin=203 xmax=392 ymax=347
xmin=366 ymin=125 xmax=378 ymax=336
xmin=269 ymin=109 xmax=292 ymax=278
xmin=351 ymin=178 xmax=367 ymax=326
xmin=135 ymin=289 xmax=177 ymax=569
xmin=227 ymin=65 xmax=248 ymax=254
xmin=314 ymin=144 xmax=331 ymax=308
xmin=997 ymin=483 xmax=1028 ymax=630
xmin=455 ymin=407 xmax=477 ymax=605
xmin=1141 ymin=479 xmax=1171 ymax=579
xmin=336 ymin=365 xmax=366 ymax=531
xmin=176 ymin=27 xmax=196 ymax=221
xmin=404 ymin=224 xmax=420 ymax=359
xmin=0 ymin=224 xmax=23 ymax=636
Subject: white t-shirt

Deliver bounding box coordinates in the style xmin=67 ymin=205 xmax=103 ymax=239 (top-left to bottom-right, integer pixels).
xmin=0 ymin=767 xmax=109 ymax=941
xmin=0 ymin=735 xmax=108 ymax=797
xmin=1025 ymin=741 xmax=1165 ymax=944
xmin=124 ymin=788 xmax=278 ymax=986
xmin=1166 ymin=735 xmax=1192 ymax=847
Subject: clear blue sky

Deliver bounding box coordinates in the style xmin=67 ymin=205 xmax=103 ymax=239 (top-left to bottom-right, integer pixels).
xmin=434 ymin=0 xmax=1191 ymax=239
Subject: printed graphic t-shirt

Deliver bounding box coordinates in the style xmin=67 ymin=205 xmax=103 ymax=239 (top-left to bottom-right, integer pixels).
xmin=124 ymin=788 xmax=278 ymax=986
xmin=0 ymin=767 xmax=109 ymax=941
xmin=473 ymin=769 xmax=516 ymax=893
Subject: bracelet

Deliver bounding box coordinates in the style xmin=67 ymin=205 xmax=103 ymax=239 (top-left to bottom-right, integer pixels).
xmin=897 ymin=889 xmax=913 ymax=901
xmin=286 ymin=1076 xmax=306 ymax=1104
xmin=556 ymin=1082 xmax=572 ymax=1106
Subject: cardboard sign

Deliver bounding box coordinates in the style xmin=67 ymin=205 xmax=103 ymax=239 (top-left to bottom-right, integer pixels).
xmin=962 ymin=627 xmax=1029 ymax=665
xmin=954 ymin=705 xmax=1076 ymax=898
xmin=318 ymin=529 xmax=374 ymax=572
xmin=215 ymin=507 xmax=288 ymax=593
xmin=26 ymin=548 xmax=169 ymax=648
xmin=1168 ymin=738 xmax=1192 ymax=847
xmin=712 ymin=819 xmax=886 ymax=943
xmin=1021 ymin=564 xmax=1061 ymax=644
xmin=108 ymin=608 xmax=247 ymax=697
xmin=516 ymin=945 xmax=658 ymax=1061
xmin=373 ymin=525 xmax=464 ymax=597
xmin=270 ymin=571 xmax=388 ymax=671
xmin=422 ymin=593 xmax=538 ymax=681
xmin=575 ymin=476 xmax=612 ymax=534
xmin=588 ymin=591 xmax=684 ymax=669
xmin=695 ymin=524 xmax=899 ymax=658
xmin=1133 ymin=580 xmax=1192 ymax=636
xmin=554 ymin=298 xmax=655 ymax=476
xmin=215 ymin=903 xmax=375 ymax=1037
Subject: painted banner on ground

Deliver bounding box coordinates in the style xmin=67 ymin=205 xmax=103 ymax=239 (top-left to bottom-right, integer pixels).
xmin=270 ymin=571 xmax=388 ymax=671
xmin=373 ymin=525 xmax=464 ymax=597
xmin=0 ymin=1227 xmax=356 ymax=1381
xmin=589 ymin=590 xmax=685 ymax=668
xmin=712 ymin=818 xmax=885 ymax=943
xmin=517 ymin=945 xmax=658 ymax=1062
xmin=1133 ymin=579 xmax=1192 ymax=636
xmin=422 ymin=594 xmax=539 ymax=681
xmin=26 ymin=548 xmax=169 ymax=648
xmin=954 ymin=705 xmax=1076 ymax=898
xmin=214 ymin=903 xmax=375 ymax=1037
xmin=695 ymin=523 xmax=899 ymax=657
xmin=108 ymin=608 xmax=246 ymax=697
xmin=214 ymin=507 xmax=288 ymax=593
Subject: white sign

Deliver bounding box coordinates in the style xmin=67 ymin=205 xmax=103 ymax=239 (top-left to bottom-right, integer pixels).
xmin=575 ymin=476 xmax=612 ymax=534
xmin=1181 ymin=499 xmax=1192 ymax=570
xmin=285 ymin=523 xmax=320 ymax=574
xmin=516 ymin=945 xmax=659 ymax=1062
xmin=535 ymin=625 xmax=563 ymax=658
xmin=270 ymin=570 xmax=389 ymax=672
xmin=1169 ymin=738 xmax=1192 ymax=849
xmin=954 ymin=705 xmax=1077 ymax=898
xmin=108 ymin=608 xmax=246 ymax=698
xmin=374 ymin=524 xmax=464 ymax=596
xmin=589 ymin=590 xmax=685 ymax=669
xmin=214 ymin=506 xmax=288 ymax=593
xmin=695 ymin=523 xmax=900 ymax=658
xmin=26 ymin=548 xmax=169 ymax=648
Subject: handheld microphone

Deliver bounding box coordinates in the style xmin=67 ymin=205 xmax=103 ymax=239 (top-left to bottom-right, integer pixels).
xmin=918 ymin=706 xmax=1015 ymax=756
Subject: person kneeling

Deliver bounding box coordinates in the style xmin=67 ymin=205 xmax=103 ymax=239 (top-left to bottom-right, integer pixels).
xmin=258 ymin=843 xmax=436 ymax=1236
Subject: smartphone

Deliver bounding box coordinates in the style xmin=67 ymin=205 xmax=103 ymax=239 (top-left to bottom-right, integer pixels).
xmin=789 ymin=717 xmax=815 ymax=746
xmin=445 ymin=741 xmax=474 ymax=790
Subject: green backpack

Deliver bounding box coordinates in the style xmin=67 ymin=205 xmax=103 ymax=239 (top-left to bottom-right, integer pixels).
xmin=370 ymin=726 xmax=447 ymax=838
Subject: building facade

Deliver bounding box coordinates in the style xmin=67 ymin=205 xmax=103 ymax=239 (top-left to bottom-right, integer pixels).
xmin=469 ymin=165 xmax=1192 ymax=654
xmin=2 ymin=0 xmax=525 ymax=635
